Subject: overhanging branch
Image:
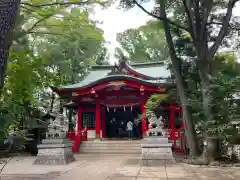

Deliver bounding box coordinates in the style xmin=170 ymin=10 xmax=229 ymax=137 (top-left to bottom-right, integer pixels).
xmin=208 ymin=0 xmax=238 ymax=58
xmin=21 ymin=0 xmax=92 ymax=8
xmin=28 ymin=31 xmax=65 ymax=36
xmin=200 ymin=0 xmax=213 ymax=39
xmin=26 ymin=14 xmax=54 ymax=33
xmin=182 ymin=0 xmax=196 ymax=42
xmin=133 ymin=0 xmax=189 ymax=32
xmin=207 ymin=21 xmax=240 ymax=31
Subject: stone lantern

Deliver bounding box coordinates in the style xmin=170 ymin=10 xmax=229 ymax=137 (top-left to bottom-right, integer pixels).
xmin=141 ymin=112 xmax=175 ymax=165
xmin=33 ymin=99 xmax=75 ymax=165
xmin=63 ymin=101 xmax=77 ymax=133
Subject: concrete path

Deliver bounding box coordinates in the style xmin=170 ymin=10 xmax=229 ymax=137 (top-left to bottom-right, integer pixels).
xmin=1 ymin=154 xmax=240 ymax=180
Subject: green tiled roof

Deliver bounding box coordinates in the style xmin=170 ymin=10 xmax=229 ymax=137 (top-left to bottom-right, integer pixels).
xmin=59 ymin=62 xmax=172 ymax=91
xmin=62 ymin=68 xmax=111 ymax=89
xmin=129 ymin=62 xmax=171 ymax=79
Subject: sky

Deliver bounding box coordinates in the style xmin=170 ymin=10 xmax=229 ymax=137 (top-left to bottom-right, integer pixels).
xmin=92 ymin=1 xmax=240 ymax=64
xmin=92 ymin=0 xmax=155 ymax=64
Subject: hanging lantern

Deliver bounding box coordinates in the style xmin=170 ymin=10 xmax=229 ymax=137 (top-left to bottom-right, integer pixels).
xmin=72 ymin=92 xmax=78 ymax=97
xmin=90 ymin=88 xmax=95 ymax=94
xmin=140 ymin=85 xmax=144 ymax=95
xmin=124 ymin=106 xmax=126 ymax=111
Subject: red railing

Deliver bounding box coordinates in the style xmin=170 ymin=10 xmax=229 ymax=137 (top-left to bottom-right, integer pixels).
xmin=164 ymin=128 xmax=185 ymax=153
xmin=67 ymin=131 xmax=75 ymax=141
xmin=67 ymin=129 xmax=87 ymax=153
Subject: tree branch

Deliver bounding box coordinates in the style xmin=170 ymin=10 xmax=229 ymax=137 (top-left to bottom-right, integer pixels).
xmin=21 ymin=0 xmax=92 ymax=8
xmin=200 ymin=0 xmax=213 ymax=39
xmin=182 ymin=0 xmax=196 ymax=42
xmin=26 ymin=14 xmax=54 ymax=34
xmin=208 ymin=0 xmax=238 ymax=58
xmin=207 ymin=21 xmax=240 ymax=31
xmin=28 ymin=31 xmax=65 ymax=36
xmin=193 ymin=0 xmax=201 ymax=37
xmin=158 ymin=1 xmax=179 ymax=65
xmin=132 ymin=0 xmax=190 ymax=32
xmin=20 ymin=5 xmax=38 ymax=14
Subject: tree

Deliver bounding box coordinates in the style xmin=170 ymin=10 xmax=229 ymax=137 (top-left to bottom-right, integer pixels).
xmin=0 ymin=0 xmax=112 ymax=92
xmin=36 ymin=7 xmax=108 ymax=85
xmin=0 ymin=0 xmax=21 ymax=91
xmin=116 ymin=20 xmax=168 ymax=63
xmin=0 ymin=0 xmax=111 ymax=146
xmin=119 ymin=0 xmax=240 ymax=157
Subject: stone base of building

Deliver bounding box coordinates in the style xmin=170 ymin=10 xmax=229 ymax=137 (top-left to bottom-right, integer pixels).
xmin=33 ymin=138 xmax=75 ymax=165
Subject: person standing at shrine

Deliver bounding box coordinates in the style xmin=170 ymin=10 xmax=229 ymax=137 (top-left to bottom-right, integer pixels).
xmin=126 ymin=120 xmax=133 ymax=140
xmin=133 ymin=118 xmax=137 ymax=138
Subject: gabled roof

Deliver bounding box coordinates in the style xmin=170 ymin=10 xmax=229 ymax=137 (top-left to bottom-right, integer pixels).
xmin=120 ymin=61 xmax=171 ymax=79
xmin=55 ymin=61 xmax=172 ymax=92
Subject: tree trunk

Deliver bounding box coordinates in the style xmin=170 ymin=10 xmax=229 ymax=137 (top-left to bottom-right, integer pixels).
xmin=198 ymin=61 xmax=216 ymax=160
xmin=0 ymin=0 xmax=21 ymax=91
xmin=198 ymin=66 xmax=212 ymax=123
xmin=176 ymin=73 xmax=199 ymax=157
xmin=202 ymin=137 xmax=221 ymax=162
xmin=159 ymin=0 xmax=199 ymax=157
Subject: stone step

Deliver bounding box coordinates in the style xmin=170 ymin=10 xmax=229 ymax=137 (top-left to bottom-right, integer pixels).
xmin=80 ymin=146 xmax=141 ymax=150
xmin=80 ymin=140 xmax=142 ymax=154
xmin=80 ymin=143 xmax=141 ymax=147
xmin=79 ymin=149 xmax=141 ymax=154
xmin=80 ymin=146 xmax=141 ymax=151
xmin=82 ymin=140 xmax=142 ymax=144
xmin=80 ymin=147 xmax=141 ymax=151
xmin=80 ymin=146 xmax=141 ymax=149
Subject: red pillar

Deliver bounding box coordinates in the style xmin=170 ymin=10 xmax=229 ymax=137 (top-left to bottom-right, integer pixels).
xmin=77 ymin=106 xmax=82 ymax=132
xmin=169 ymin=104 xmax=176 ymax=150
xmin=102 ymin=108 xmax=106 ymax=139
xmin=95 ymin=102 xmax=101 ymax=139
xmin=141 ymin=100 xmax=147 ymax=137
xmin=169 ymin=104 xmax=175 ymax=130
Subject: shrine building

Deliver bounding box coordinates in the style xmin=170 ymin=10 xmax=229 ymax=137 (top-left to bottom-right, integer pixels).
xmin=52 ymin=60 xmax=182 ymax=143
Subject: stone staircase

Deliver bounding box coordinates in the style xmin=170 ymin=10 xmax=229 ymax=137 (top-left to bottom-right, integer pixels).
xmin=79 ymin=140 xmax=142 ymax=154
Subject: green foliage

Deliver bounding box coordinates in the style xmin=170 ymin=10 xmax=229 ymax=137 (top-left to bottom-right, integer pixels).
xmin=119 ymin=0 xmax=240 ymax=158
xmin=186 ymin=53 xmax=240 ymax=135
xmin=116 ymin=20 xmax=168 ymax=63
xmin=37 ymin=8 xmax=108 ymax=85
xmin=0 ymin=0 xmax=111 ymax=145
xmin=146 ymin=94 xmax=168 ymax=111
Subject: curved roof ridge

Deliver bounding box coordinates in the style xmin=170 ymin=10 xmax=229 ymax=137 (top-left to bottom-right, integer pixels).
xmin=129 ymin=61 xmax=165 ymax=67
xmin=56 ymin=74 xmax=173 ymax=92
xmin=91 ymin=65 xmax=114 ymax=70
xmin=91 ymin=61 xmax=166 ymax=70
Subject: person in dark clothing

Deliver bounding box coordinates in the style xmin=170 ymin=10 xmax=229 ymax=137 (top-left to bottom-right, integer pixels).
xmin=126 ymin=120 xmax=133 ymax=140
xmin=134 ymin=118 xmax=141 ymax=139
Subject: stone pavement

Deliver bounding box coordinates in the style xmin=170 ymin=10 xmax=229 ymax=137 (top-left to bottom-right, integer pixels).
xmin=1 ymin=154 xmax=240 ymax=180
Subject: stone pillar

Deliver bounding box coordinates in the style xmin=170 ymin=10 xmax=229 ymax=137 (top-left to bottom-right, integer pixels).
xmin=33 ymin=113 xmax=75 ymax=165
xmin=95 ymin=102 xmax=101 ymax=139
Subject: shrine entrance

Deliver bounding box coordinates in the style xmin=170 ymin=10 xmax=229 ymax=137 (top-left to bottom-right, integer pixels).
xmin=106 ymin=107 xmax=142 ymax=139
xmin=53 ymin=60 xmax=183 ymax=153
